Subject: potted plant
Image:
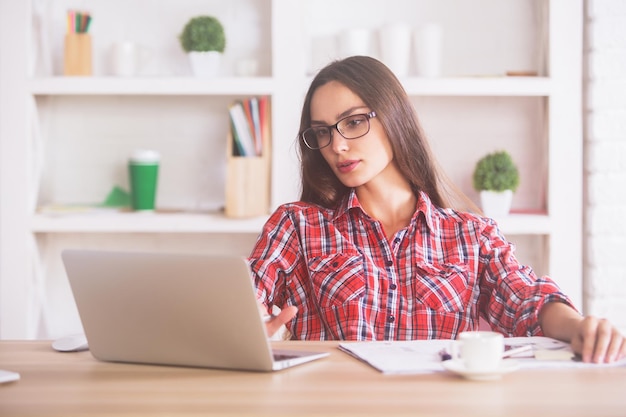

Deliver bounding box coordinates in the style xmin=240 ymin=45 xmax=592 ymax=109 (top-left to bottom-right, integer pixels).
xmin=179 ymin=15 xmax=226 ymax=77
xmin=472 ymin=150 xmax=520 ymax=217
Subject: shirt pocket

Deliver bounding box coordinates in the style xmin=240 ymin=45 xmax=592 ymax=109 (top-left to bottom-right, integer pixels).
xmin=308 ymin=253 xmax=366 ymax=308
xmin=412 ymin=262 xmax=471 ymax=313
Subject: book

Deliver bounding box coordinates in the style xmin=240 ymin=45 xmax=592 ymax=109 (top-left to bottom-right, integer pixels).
xmin=228 ymin=102 xmax=256 ymax=157
xmin=259 ymin=96 xmax=270 ymax=152
xmin=230 ymin=118 xmax=245 ymax=157
xmin=249 ymin=97 xmax=263 ymax=155
xmin=242 ymin=99 xmax=257 ymax=151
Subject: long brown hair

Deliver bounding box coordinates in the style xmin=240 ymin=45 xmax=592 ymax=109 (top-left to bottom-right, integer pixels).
xmin=298 ymin=56 xmax=475 ymax=212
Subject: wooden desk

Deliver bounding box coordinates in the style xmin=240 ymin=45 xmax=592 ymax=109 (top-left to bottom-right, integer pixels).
xmin=1 ymin=341 xmax=625 ymax=417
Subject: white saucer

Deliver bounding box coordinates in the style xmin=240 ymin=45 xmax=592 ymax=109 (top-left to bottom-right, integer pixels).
xmin=51 ymin=334 xmax=89 ymax=352
xmin=442 ymin=359 xmax=520 ymax=381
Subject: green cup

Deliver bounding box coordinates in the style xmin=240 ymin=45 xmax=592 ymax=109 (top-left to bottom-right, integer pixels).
xmin=128 ymin=150 xmax=160 ymax=211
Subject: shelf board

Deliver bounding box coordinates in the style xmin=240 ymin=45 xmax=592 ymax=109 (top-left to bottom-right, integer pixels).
xmin=28 ymin=76 xmax=275 ymax=96
xmin=30 ymin=211 xmax=549 ymax=235
xmin=493 ymin=213 xmax=551 ymax=235
xmin=401 ymin=76 xmax=552 ymax=96
xmin=28 ymin=76 xmax=551 ymax=97
xmin=30 ymin=211 xmax=268 ymax=234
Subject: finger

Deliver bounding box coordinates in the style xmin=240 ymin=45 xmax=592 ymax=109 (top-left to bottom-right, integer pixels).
xmin=619 ymin=338 xmax=626 ymax=361
xmin=591 ymin=319 xmax=613 ymax=363
xmin=605 ymin=329 xmax=626 ymax=363
xmin=257 ymin=300 xmax=270 ymax=317
xmin=579 ymin=317 xmax=598 ymax=363
xmin=265 ymin=305 xmax=297 ymax=336
xmin=277 ymin=305 xmax=298 ymax=322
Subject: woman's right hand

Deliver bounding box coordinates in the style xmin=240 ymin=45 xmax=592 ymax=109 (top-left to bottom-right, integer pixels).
xmin=258 ymin=302 xmax=298 ymax=338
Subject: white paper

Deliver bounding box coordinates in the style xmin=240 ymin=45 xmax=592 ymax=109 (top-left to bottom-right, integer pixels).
xmin=338 ymin=339 xmax=451 ymax=374
xmin=338 ymin=336 xmax=626 ymax=374
xmin=0 ymin=370 xmax=20 ymax=384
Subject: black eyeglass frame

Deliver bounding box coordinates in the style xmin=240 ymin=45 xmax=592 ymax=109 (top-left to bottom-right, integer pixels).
xmin=300 ymin=111 xmax=377 ymax=150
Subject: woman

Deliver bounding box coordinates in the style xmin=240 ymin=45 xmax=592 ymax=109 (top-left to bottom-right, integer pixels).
xmin=249 ymin=56 xmax=625 ymax=363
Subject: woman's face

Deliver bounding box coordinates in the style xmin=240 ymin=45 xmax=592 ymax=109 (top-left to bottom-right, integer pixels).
xmin=310 ymin=81 xmax=395 ymax=189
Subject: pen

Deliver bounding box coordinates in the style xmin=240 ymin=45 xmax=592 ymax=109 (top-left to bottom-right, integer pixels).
xmin=438 ymin=344 xmax=533 ymax=362
xmin=502 ymin=344 xmax=533 ymax=358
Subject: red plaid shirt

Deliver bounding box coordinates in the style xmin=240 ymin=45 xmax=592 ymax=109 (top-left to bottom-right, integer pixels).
xmin=249 ymin=190 xmax=575 ymax=341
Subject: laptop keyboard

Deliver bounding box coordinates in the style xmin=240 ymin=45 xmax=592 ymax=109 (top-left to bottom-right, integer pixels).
xmin=273 ymin=353 xmax=299 ymax=361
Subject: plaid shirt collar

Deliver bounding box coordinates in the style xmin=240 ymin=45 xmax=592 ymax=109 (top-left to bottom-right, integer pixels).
xmin=333 ymin=188 xmax=437 ymax=232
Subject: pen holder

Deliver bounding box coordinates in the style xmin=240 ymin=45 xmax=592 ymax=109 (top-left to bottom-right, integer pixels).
xmin=225 ymin=133 xmax=271 ymax=218
xmin=64 ymin=33 xmax=93 ymax=76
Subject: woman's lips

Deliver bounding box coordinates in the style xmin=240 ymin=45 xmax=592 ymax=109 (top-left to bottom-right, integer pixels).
xmin=337 ymin=159 xmax=360 ymax=173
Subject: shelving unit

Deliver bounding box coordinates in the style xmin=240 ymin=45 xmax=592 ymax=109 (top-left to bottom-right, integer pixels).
xmin=0 ymin=0 xmax=582 ymax=339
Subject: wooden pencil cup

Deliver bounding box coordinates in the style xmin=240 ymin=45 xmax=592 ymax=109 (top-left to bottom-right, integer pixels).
xmin=225 ymin=134 xmax=271 ymax=218
xmin=64 ymin=34 xmax=93 ymax=76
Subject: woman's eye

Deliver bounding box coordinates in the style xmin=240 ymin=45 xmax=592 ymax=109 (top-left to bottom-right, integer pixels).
xmin=345 ymin=118 xmax=362 ymax=129
xmin=314 ymin=127 xmax=330 ymax=137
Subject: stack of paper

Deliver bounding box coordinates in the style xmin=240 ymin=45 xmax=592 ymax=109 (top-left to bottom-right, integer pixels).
xmin=338 ymin=337 xmax=626 ymax=374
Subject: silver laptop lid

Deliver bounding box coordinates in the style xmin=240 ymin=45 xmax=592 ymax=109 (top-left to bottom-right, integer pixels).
xmin=62 ymin=250 xmax=277 ymax=371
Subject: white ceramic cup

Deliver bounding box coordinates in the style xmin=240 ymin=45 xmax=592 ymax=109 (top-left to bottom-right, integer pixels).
xmin=339 ymin=28 xmax=372 ymax=58
xmin=452 ymin=331 xmax=504 ymax=371
xmin=110 ymin=41 xmax=151 ymax=77
xmin=235 ymin=58 xmax=259 ymax=77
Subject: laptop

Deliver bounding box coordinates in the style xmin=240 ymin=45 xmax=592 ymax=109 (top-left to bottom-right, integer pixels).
xmin=61 ymin=249 xmax=329 ymax=372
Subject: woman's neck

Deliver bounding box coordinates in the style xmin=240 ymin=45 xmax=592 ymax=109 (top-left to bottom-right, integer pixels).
xmin=356 ymin=174 xmax=416 ymax=240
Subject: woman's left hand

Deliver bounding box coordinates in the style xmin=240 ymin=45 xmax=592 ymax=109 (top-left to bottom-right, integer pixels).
xmin=540 ymin=302 xmax=626 ymax=363
xmin=569 ymin=316 xmax=626 ymax=363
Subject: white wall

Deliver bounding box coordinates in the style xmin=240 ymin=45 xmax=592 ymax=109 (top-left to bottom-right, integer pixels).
xmin=584 ymin=0 xmax=626 ymax=333
xmin=1 ymin=0 xmax=623 ymax=338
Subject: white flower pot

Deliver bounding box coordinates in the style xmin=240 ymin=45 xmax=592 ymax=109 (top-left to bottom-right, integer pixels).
xmin=188 ymin=51 xmax=222 ymax=77
xmin=480 ymin=190 xmax=513 ymax=218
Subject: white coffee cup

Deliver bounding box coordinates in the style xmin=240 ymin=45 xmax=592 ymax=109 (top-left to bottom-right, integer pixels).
xmin=339 ymin=28 xmax=372 ymax=58
xmin=235 ymin=58 xmax=259 ymax=77
xmin=452 ymin=331 xmax=504 ymax=371
xmin=110 ymin=41 xmax=151 ymax=77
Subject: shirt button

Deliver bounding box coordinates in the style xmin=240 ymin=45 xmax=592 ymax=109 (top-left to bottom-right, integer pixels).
xmin=332 ymin=261 xmax=338 ymax=267
xmin=389 ymin=283 xmax=397 ymax=290
xmin=388 ymin=316 xmax=395 ymax=323
xmin=385 ymin=260 xmax=393 ymax=267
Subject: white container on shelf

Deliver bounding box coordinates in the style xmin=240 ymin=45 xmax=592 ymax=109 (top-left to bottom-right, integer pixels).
xmin=338 ymin=28 xmax=373 ymax=58
xmin=379 ymin=23 xmax=412 ymax=77
xmin=109 ymin=41 xmax=152 ymax=77
xmin=414 ymin=23 xmax=443 ymax=77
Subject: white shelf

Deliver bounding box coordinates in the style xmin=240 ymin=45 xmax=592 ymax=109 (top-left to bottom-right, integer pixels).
xmin=28 ymin=77 xmax=276 ymax=96
xmin=30 ymin=212 xmax=268 ymax=234
xmin=28 ymin=76 xmax=551 ymax=97
xmin=493 ymin=214 xmax=551 ymax=235
xmin=29 ymin=212 xmax=549 ymax=235
xmin=400 ymin=76 xmax=552 ymax=96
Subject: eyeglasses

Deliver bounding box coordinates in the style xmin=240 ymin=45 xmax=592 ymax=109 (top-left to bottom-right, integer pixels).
xmin=300 ymin=111 xmax=377 ymax=150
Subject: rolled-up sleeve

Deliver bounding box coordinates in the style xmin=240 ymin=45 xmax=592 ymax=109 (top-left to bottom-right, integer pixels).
xmin=248 ymin=205 xmax=302 ymax=312
xmin=477 ymin=219 xmax=577 ymax=337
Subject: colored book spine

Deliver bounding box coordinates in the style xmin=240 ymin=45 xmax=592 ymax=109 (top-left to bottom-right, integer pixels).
xmin=228 ymin=102 xmax=256 ymax=157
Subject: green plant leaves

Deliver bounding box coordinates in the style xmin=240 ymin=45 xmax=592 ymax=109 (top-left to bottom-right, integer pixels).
xmin=179 ymin=16 xmax=226 ymax=53
xmin=472 ymin=150 xmax=520 ymax=192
